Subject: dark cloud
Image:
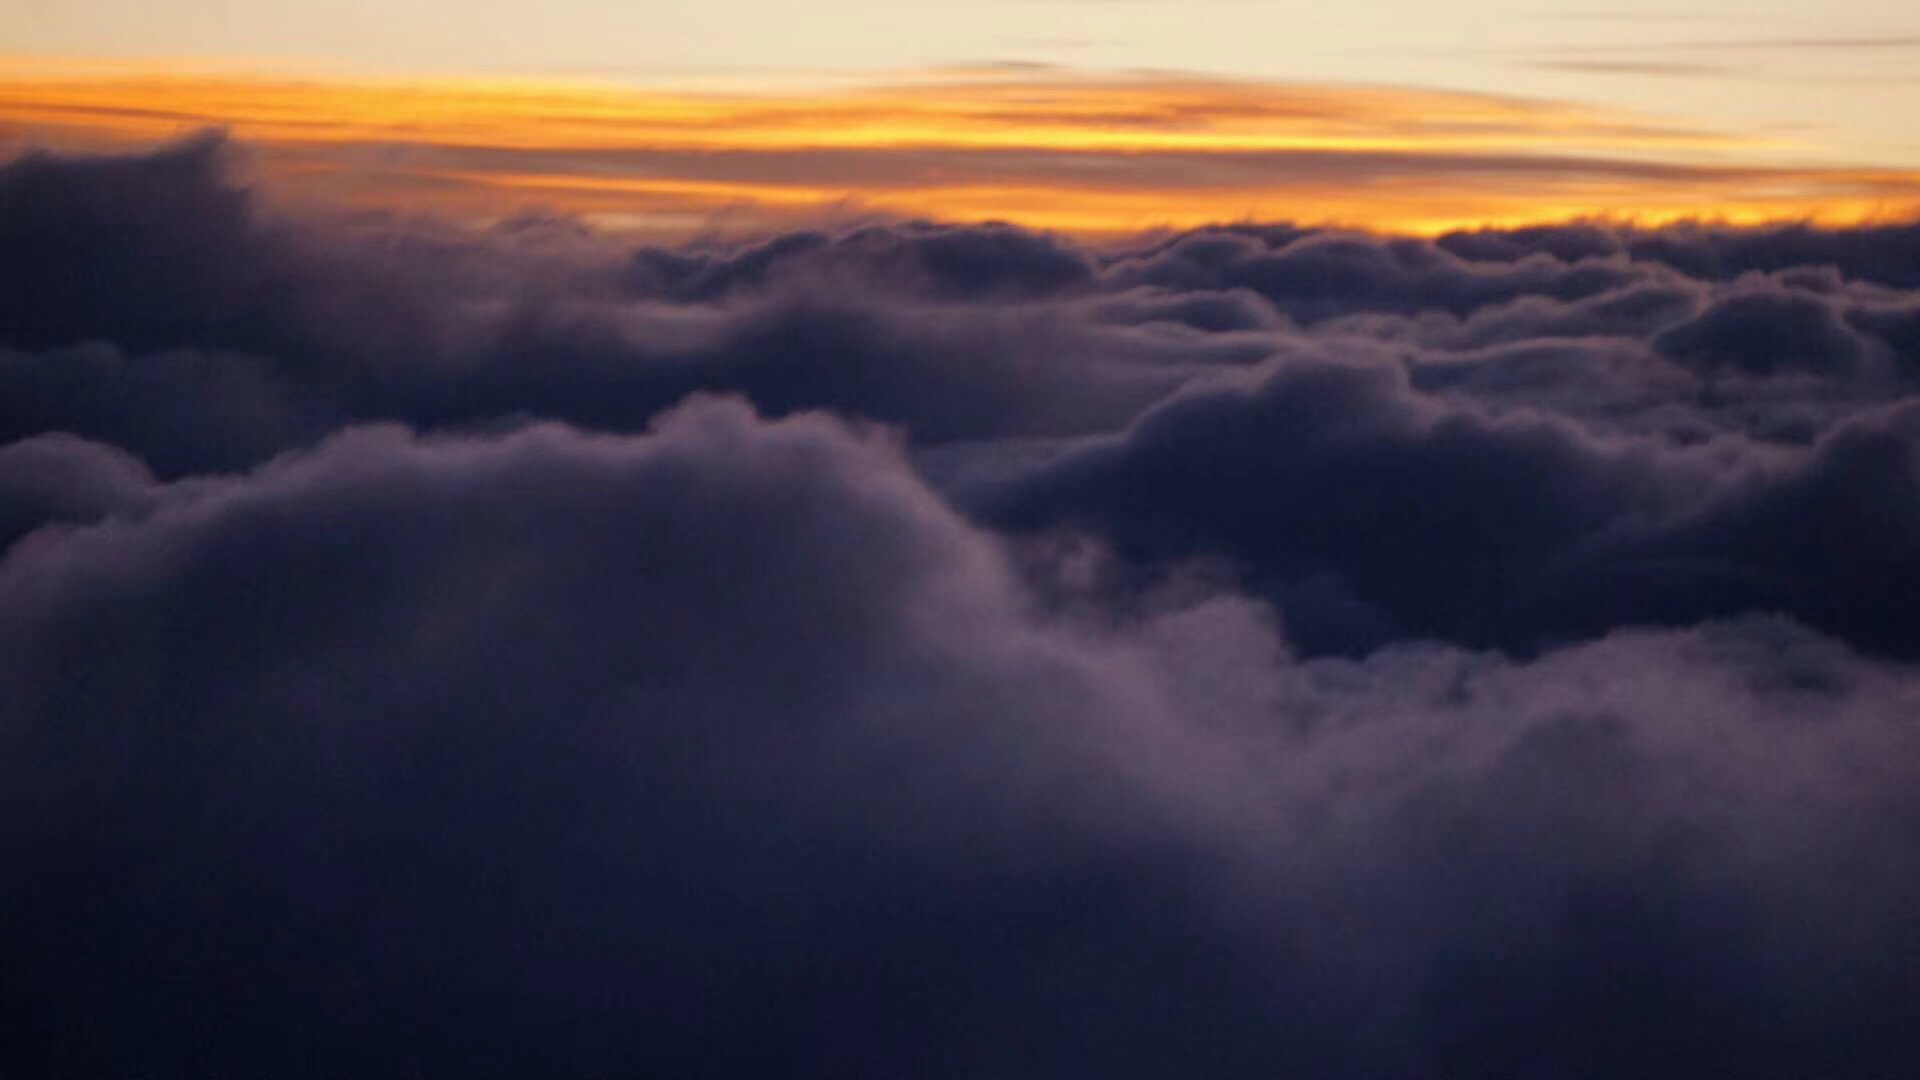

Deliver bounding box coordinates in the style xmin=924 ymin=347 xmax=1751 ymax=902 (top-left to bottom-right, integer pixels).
xmin=6 ymin=137 xmax=1920 ymax=1077
xmin=982 ymin=356 xmax=1727 ymax=655
xmin=1528 ymin=401 xmax=1920 ymax=656
xmin=1107 ymin=227 xmax=1642 ymax=323
xmin=1445 ymin=218 xmax=1920 ymax=289
xmin=622 ymin=222 xmax=1096 ymax=302
xmin=0 ymin=134 xmax=266 ymax=354
xmin=0 ymin=134 xmax=436 ymax=373
xmin=407 ymin=140 xmax=1827 ymax=193
xmin=1436 ymin=220 xmax=1627 ymax=263
xmin=0 ymin=142 xmax=1222 ymax=470
xmin=0 ymin=404 xmax=1271 ymax=1076
xmin=1438 ymin=280 xmax=1703 ymax=346
xmin=1653 ymin=283 xmax=1883 ymax=377
xmin=6 ymin=403 xmax=1920 ymax=1078
xmin=0 ymin=342 xmax=329 ymax=475
xmin=0 ymin=431 xmax=155 ymax=550
xmin=1849 ymin=297 xmax=1920 ymax=375
xmin=986 ymin=345 xmax=1920 ymax=659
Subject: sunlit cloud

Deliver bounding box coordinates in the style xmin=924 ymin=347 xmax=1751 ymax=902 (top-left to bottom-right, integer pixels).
xmin=2 ymin=57 xmax=1916 ymax=234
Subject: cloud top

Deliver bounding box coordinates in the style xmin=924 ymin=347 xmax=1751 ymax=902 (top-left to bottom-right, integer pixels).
xmin=4 ymin=140 xmax=1920 ymax=1077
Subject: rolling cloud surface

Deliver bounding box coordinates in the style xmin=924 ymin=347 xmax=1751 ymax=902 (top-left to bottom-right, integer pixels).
xmin=5 ymin=138 xmax=1920 ymax=1078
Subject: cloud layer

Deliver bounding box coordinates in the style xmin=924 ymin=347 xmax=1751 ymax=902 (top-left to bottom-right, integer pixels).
xmin=5 ymin=139 xmax=1920 ymax=1077
xmin=4 ymin=62 xmax=1918 ymax=234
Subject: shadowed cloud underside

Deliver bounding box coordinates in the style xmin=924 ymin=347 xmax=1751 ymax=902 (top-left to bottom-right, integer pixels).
xmin=6 ymin=131 xmax=1920 ymax=1079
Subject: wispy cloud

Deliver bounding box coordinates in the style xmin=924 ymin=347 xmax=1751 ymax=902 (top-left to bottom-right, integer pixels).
xmin=0 ymin=60 xmax=1914 ymax=234
xmin=1532 ymin=59 xmax=1742 ymax=77
xmin=1526 ymin=33 xmax=1920 ymax=55
xmin=1519 ymin=10 xmax=1792 ymax=25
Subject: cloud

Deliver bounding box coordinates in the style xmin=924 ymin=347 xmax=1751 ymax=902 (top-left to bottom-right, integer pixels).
xmin=0 ymin=133 xmax=291 ymax=354
xmin=1531 ymin=59 xmax=1742 ymax=77
xmin=0 ymin=431 xmax=155 ymax=548
xmin=1653 ymin=284 xmax=1882 ymax=377
xmin=0 ymin=141 xmax=1223 ymax=471
xmin=1104 ymin=226 xmax=1647 ymax=322
xmin=5 ymin=139 xmax=1920 ymax=1076
xmin=982 ymin=354 xmax=1731 ymax=654
xmin=1441 ymin=217 xmax=1920 ymax=288
xmin=1568 ymin=34 xmax=1920 ymax=53
xmin=0 ymin=402 xmax=1258 ymax=1075
xmin=2 ymin=63 xmax=1917 ymax=234
xmin=1529 ymin=401 xmax=1920 ymax=656
xmin=4 ymin=405 xmax=1919 ymax=1077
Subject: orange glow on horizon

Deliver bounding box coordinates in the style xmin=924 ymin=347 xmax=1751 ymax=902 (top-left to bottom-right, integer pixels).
xmin=2 ymin=58 xmax=1916 ymax=237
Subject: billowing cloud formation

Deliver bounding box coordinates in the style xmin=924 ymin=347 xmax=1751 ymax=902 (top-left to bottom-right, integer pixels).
xmin=5 ymin=139 xmax=1920 ymax=1077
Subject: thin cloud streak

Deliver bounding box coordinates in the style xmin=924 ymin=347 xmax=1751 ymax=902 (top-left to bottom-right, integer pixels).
xmin=1 ymin=61 xmax=1917 ymax=235
xmin=1518 ymin=34 xmax=1920 ymax=55
xmin=1532 ymin=60 xmax=1741 ymax=77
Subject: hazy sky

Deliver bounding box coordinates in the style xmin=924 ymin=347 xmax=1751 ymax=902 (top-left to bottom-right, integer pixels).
xmin=8 ymin=0 xmax=1919 ymax=165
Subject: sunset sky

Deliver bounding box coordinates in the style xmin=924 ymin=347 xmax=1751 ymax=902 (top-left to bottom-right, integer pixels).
xmin=10 ymin=4 xmax=1920 ymax=1076
xmin=6 ymin=0 xmax=1919 ymax=232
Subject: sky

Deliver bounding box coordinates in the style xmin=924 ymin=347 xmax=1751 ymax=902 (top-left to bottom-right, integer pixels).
xmin=4 ymin=0 xmax=1920 ymax=231
xmin=7 ymin=6 xmax=1920 ymax=1077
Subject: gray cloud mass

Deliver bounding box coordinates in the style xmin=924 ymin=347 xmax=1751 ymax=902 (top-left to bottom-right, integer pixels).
xmin=4 ymin=136 xmax=1920 ymax=1078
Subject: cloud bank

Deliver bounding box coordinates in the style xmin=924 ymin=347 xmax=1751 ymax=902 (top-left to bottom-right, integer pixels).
xmin=4 ymin=138 xmax=1920 ymax=1077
